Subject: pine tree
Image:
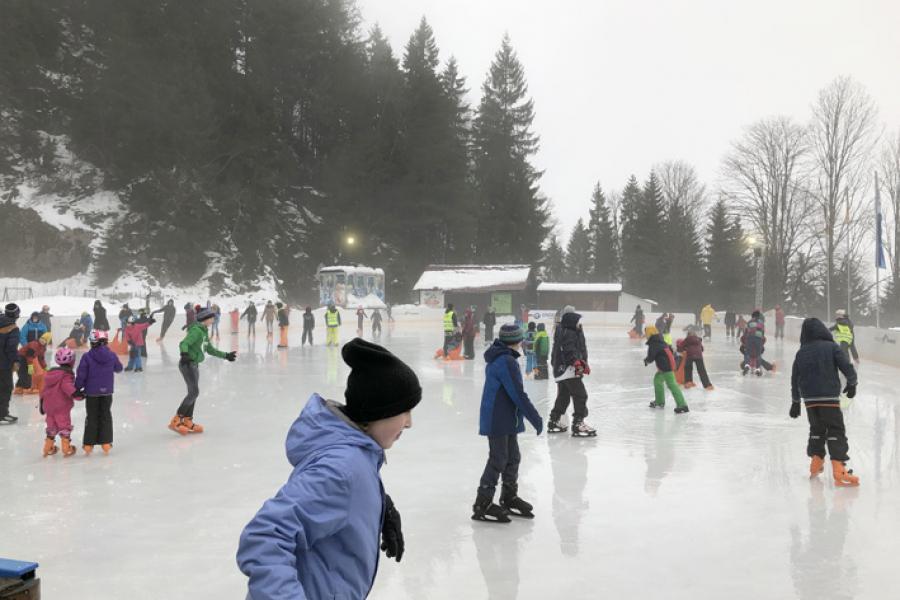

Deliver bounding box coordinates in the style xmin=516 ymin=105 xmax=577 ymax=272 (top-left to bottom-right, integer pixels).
xmin=542 ymin=235 xmax=567 ymax=282
xmin=586 ymin=183 xmax=618 ymax=282
xmin=565 ymin=219 xmax=592 ymax=280
xmin=661 ymin=194 xmax=707 ymax=311
xmin=472 ymin=34 xmax=549 ymax=263
xmin=705 ymin=199 xmax=753 ymax=310
xmin=620 ymin=174 xmax=666 ymax=300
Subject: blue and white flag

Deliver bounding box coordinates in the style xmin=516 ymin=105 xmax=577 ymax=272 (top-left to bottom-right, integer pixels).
xmin=876 ymin=175 xmax=887 ymax=269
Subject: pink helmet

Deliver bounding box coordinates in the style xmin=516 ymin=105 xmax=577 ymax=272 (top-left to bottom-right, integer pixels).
xmin=55 ymin=347 xmax=76 ymax=366
xmin=89 ymin=330 xmax=109 ymax=344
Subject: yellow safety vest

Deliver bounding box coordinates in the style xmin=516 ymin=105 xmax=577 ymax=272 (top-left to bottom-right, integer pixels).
xmin=443 ymin=311 xmax=456 ymax=333
xmin=834 ymin=323 xmax=853 ymax=345
xmin=326 ymin=310 xmax=339 ymax=328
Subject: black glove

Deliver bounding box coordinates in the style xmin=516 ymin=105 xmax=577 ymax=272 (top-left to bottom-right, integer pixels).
xmin=380 ymin=494 xmax=404 ymax=562
xmin=224 ymin=351 xmax=237 ymax=362
xmin=149 ymin=317 xmax=156 ymax=324
xmin=789 ymin=402 xmax=801 ymax=419
xmin=843 ymin=384 xmax=856 ymax=399
xmin=179 ymin=352 xmax=192 ymax=367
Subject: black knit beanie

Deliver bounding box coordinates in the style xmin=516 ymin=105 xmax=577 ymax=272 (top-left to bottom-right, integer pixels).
xmin=342 ymin=338 xmax=422 ymax=422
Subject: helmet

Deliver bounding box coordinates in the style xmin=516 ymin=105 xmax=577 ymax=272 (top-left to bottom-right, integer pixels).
xmin=55 ymin=347 xmax=76 ymax=366
xmin=127 ymin=315 xmax=136 ymax=324
xmin=89 ymin=330 xmax=109 ymax=344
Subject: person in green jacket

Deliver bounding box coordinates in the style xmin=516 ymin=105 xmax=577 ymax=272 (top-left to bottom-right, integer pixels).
xmin=533 ymin=323 xmax=550 ymax=380
xmin=169 ymin=307 xmax=236 ymax=435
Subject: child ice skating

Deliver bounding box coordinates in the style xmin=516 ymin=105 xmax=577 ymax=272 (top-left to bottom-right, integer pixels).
xmin=123 ymin=315 xmax=154 ymax=372
xmin=171 ymin=307 xmax=236 ymax=435
xmin=325 ymin=303 xmax=341 ymax=346
xmin=533 ymin=323 xmax=550 ymax=380
xmin=548 ymin=310 xmax=596 ymax=436
xmin=790 ymin=318 xmax=859 ymax=486
xmin=741 ymin=311 xmax=775 ymax=375
xmin=644 ymin=326 xmax=689 ymax=413
xmin=237 ymin=338 xmax=420 ymax=598
xmin=40 ymin=348 xmax=81 ymax=457
xmin=678 ymin=327 xmax=714 ymax=390
xmin=276 ymin=302 xmax=290 ymax=348
xmin=371 ymin=308 xmax=383 ymax=338
xmin=75 ymin=330 xmax=123 ymax=455
xmin=830 ymin=309 xmax=860 ymax=365
xmin=473 ymin=325 xmax=543 ymax=523
xmin=523 ymin=321 xmax=537 ymax=376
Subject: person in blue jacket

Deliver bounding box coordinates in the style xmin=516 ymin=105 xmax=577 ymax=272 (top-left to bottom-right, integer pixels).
xmin=19 ymin=312 xmax=48 ymax=346
xmin=473 ymin=324 xmax=543 ymax=524
xmin=237 ymin=338 xmax=421 ymax=599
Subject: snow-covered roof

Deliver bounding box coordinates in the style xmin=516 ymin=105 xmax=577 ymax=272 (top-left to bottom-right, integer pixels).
xmin=318 ymin=266 xmax=384 ymax=276
xmin=413 ymin=265 xmax=532 ymax=292
xmin=537 ymin=282 xmax=623 ymax=293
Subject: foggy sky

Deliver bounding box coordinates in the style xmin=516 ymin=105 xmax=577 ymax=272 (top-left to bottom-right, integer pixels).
xmin=355 ymin=0 xmax=900 ymax=242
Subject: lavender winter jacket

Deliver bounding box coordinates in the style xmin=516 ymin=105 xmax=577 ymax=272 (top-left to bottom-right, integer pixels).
xmin=75 ymin=345 xmax=123 ymax=396
xmin=41 ymin=367 xmax=77 ymax=415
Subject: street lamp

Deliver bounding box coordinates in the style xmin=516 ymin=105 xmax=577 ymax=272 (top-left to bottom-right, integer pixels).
xmin=345 ymin=235 xmax=356 ymax=247
xmin=746 ymin=236 xmax=765 ymax=310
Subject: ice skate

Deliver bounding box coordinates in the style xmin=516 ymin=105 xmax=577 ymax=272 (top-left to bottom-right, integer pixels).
xmin=741 ymin=364 xmax=750 ymax=376
xmin=649 ymin=401 xmax=663 ymax=409
xmin=42 ymin=437 xmax=58 ymax=457
xmin=168 ymin=416 xmax=189 ymax=436
xmin=831 ymin=460 xmax=859 ymax=487
xmin=809 ymin=455 xmax=825 ymax=477
xmin=674 ymin=406 xmax=690 ymax=414
xmin=13 ymin=387 xmax=25 ymax=395
xmin=471 ymin=494 xmax=510 ymax=523
xmin=61 ymin=437 xmax=76 ymax=457
xmin=571 ymin=419 xmax=597 ymax=437
xmin=499 ymin=484 xmax=534 ymax=519
xmin=683 ymin=382 xmax=696 ymax=389
xmin=134 ymin=368 xmax=143 ymax=373
xmin=547 ymin=415 xmax=568 ymax=434
xmin=755 ymin=368 xmax=762 ymax=377
xmin=182 ymin=417 xmax=204 ymax=433
xmin=101 ymin=443 xmax=112 ymax=454
xmin=0 ymin=415 xmax=18 ymax=425
xmin=25 ymin=387 xmax=40 ymax=395
xmin=83 ymin=444 xmax=94 ymax=455
xmin=704 ymin=385 xmax=715 ymax=391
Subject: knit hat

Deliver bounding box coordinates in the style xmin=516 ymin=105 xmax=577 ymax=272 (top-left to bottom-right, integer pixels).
xmin=196 ymin=307 xmax=216 ymax=322
xmin=342 ymin=338 xmax=422 ymax=423
xmin=527 ymin=321 xmax=536 ymax=331
xmin=4 ymin=303 xmax=20 ymax=319
xmin=498 ymin=324 xmax=524 ymax=344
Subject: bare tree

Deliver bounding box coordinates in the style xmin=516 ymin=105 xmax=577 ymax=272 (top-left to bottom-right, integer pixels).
xmin=810 ymin=76 xmax=879 ymax=315
xmin=722 ymin=116 xmax=814 ymax=307
xmin=656 ymin=160 xmax=708 ymax=219
xmin=879 ymin=130 xmax=900 ymax=284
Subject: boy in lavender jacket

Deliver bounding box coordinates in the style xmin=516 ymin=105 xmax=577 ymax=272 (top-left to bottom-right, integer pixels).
xmin=75 ymin=330 xmax=123 ymax=455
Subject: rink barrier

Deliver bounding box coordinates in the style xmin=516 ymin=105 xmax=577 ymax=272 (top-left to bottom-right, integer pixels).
xmin=0 ymin=558 xmax=40 ymax=598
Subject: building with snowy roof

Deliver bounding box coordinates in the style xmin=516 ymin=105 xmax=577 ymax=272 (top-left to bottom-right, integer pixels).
xmin=412 ymin=265 xmax=535 ymax=315
xmin=536 ymin=282 xmax=656 ymax=312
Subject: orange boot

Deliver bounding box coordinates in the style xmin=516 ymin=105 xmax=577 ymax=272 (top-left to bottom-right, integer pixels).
xmin=61 ymin=436 xmax=77 ymax=457
xmin=42 ymin=437 xmax=58 ymax=457
xmin=809 ymin=455 xmax=825 ymax=477
xmin=101 ymin=443 xmax=112 ymax=454
xmin=182 ymin=417 xmax=204 ymax=433
xmin=13 ymin=387 xmax=25 ymax=395
xmin=83 ymin=444 xmax=94 ymax=455
xmin=831 ymin=460 xmax=859 ymax=487
xmin=168 ymin=415 xmax=189 ymax=435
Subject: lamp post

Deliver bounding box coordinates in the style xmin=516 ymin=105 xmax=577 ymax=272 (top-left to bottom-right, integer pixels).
xmin=747 ymin=235 xmax=765 ymax=310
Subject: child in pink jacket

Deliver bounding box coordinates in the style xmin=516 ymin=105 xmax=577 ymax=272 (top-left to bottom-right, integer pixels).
xmin=41 ymin=347 xmax=80 ymax=457
xmin=124 ymin=315 xmax=155 ymax=372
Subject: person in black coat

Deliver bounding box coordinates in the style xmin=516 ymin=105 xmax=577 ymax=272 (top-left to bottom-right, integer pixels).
xmin=241 ymin=301 xmax=258 ymax=337
xmin=151 ymin=299 xmax=178 ymax=340
xmin=548 ymin=311 xmax=595 ymax=436
xmin=93 ymin=300 xmax=110 ymax=331
xmin=0 ymin=303 xmax=20 ymax=425
xmin=482 ymin=308 xmax=497 ymax=346
xmin=790 ymin=318 xmax=859 ymax=486
xmin=723 ymin=310 xmax=736 ymax=339
xmin=302 ymin=307 xmax=315 ymax=346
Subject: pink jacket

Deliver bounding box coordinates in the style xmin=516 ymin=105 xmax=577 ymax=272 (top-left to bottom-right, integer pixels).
xmin=41 ymin=367 xmax=77 ymax=415
xmin=124 ymin=322 xmax=151 ymax=346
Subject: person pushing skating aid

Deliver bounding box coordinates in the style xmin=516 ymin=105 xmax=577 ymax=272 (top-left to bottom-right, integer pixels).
xmin=237 ymin=338 xmax=420 ymax=598
xmin=790 ymin=318 xmax=859 ymax=486
xmin=170 ymin=307 xmax=236 ymax=435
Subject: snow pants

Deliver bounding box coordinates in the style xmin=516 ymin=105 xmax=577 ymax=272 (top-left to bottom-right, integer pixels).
xmin=326 ymin=327 xmax=339 ymax=347
xmin=443 ymin=333 xmax=454 ymax=357
xmin=551 ymin=377 xmax=589 ymax=421
xmin=534 ymin=357 xmax=549 ymax=380
xmin=83 ymin=395 xmax=113 ymax=446
xmin=806 ymin=405 xmax=849 ymax=462
xmin=463 ymin=335 xmax=475 ymax=359
xmin=653 ymin=371 xmax=687 ymax=408
xmin=302 ymin=326 xmax=313 ymax=345
xmin=0 ymin=368 xmax=12 ymax=418
xmin=478 ymin=434 xmax=520 ymax=500
xmin=634 ymin=322 xmax=643 ymax=336
xmin=484 ymin=325 xmax=494 ymax=343
xmin=46 ymin=409 xmax=73 ymax=438
xmin=684 ymin=358 xmax=711 ymax=388
xmin=177 ymin=362 xmax=200 ymax=418
xmin=247 ymin=319 xmax=256 ymax=336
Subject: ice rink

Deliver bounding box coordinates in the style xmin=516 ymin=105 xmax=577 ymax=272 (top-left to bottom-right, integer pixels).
xmin=2 ymin=320 xmax=898 ymax=599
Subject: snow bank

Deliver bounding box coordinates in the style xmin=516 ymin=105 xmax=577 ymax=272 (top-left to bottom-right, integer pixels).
xmin=413 ymin=265 xmax=531 ymax=291
xmin=537 ymin=282 xmax=623 ymax=293
xmin=345 ymin=293 xmax=386 ymax=309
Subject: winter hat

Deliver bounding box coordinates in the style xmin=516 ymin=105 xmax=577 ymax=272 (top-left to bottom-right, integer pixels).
xmin=835 ymin=309 xmax=847 ymax=317
xmin=342 ymin=338 xmax=421 ymax=423
xmin=537 ymin=323 xmax=546 ymax=332
xmin=644 ymin=325 xmax=659 ymax=337
xmin=562 ymin=305 xmax=576 ymax=315
xmin=196 ymin=307 xmax=216 ymax=322
xmin=276 ymin=302 xmax=284 ymax=309
xmin=498 ymin=324 xmax=524 ymax=345
xmin=4 ymin=303 xmax=20 ymax=319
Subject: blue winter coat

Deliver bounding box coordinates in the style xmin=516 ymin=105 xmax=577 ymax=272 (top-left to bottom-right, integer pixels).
xmin=237 ymin=394 xmax=385 ymax=600
xmin=479 ymin=341 xmax=542 ymax=436
xmin=19 ymin=318 xmax=47 ymax=346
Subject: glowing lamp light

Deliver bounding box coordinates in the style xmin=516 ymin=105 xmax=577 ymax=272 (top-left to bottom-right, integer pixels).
xmin=346 ymin=236 xmax=356 ymax=246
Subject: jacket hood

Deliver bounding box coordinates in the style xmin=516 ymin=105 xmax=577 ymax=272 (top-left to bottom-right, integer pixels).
xmin=87 ymin=345 xmax=119 ymax=366
xmin=0 ymin=315 xmax=17 ymax=330
xmin=484 ymin=339 xmax=520 ymax=363
xmin=285 ymin=394 xmax=383 ymax=467
xmin=44 ymin=367 xmax=71 ymax=385
xmin=800 ymin=318 xmax=834 ymax=344
xmin=560 ymin=312 xmax=581 ymax=329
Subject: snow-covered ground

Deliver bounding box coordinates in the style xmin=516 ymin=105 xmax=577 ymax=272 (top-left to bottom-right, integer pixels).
xmin=1 ymin=322 xmax=898 ymax=599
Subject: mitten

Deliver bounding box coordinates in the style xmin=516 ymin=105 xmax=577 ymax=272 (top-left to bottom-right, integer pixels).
xmin=789 ymin=402 xmax=801 ymax=419
xmin=843 ymin=384 xmax=856 ymax=399
xmin=224 ymin=351 xmax=237 ymax=362
xmin=381 ymin=495 xmax=404 ymax=562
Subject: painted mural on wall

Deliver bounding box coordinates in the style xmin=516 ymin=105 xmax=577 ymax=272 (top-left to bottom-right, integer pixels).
xmin=317 ymin=266 xmax=385 ymax=307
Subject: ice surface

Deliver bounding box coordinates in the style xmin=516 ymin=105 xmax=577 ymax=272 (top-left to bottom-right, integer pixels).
xmin=1 ymin=322 xmax=898 ymax=599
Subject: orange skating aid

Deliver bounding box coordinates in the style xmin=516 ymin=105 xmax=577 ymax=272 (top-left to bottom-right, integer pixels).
xmin=42 ymin=437 xmax=58 ymax=457
xmin=809 ymin=455 xmax=825 ymax=477
xmin=831 ymin=460 xmax=859 ymax=487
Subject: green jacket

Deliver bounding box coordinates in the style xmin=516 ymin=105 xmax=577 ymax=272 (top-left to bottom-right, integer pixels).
xmin=534 ymin=330 xmax=550 ymax=358
xmin=179 ymin=322 xmax=226 ymax=363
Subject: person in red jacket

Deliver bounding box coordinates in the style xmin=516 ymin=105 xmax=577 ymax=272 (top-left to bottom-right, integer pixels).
xmin=16 ymin=333 xmax=50 ymax=394
xmin=677 ymin=327 xmax=713 ymax=390
xmin=124 ymin=315 xmax=155 ymax=372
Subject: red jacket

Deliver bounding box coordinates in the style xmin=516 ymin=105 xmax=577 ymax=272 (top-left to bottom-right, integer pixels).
xmin=124 ymin=322 xmax=151 ymax=347
xmin=19 ymin=341 xmax=47 ymax=369
xmin=775 ymin=309 xmax=785 ymax=325
xmin=677 ymin=334 xmax=705 ymax=360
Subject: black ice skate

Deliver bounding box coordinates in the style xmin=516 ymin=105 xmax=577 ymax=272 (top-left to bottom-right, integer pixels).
xmin=547 ymin=415 xmax=568 ymax=434
xmin=649 ymin=401 xmax=664 ymax=409
xmin=571 ymin=419 xmax=597 ymax=437
xmin=674 ymin=406 xmax=690 ymax=414
xmin=471 ymin=494 xmax=511 ymax=523
xmin=499 ymin=484 xmax=534 ymax=519
xmin=741 ymin=364 xmax=750 ymax=376
xmin=755 ymin=368 xmax=763 ymax=377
